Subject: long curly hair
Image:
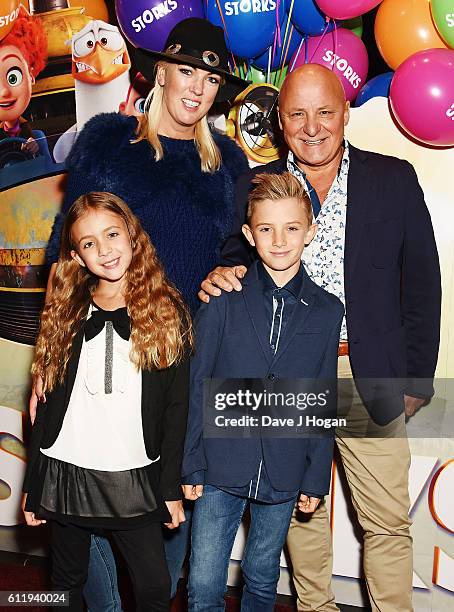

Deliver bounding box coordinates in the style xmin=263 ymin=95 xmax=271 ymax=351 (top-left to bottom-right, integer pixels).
xmin=32 ymin=192 xmax=193 ymax=392
xmin=2 ymin=7 xmax=48 ymax=78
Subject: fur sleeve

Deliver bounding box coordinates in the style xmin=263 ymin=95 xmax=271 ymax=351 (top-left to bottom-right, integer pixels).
xmin=65 ymin=113 xmax=138 ymax=176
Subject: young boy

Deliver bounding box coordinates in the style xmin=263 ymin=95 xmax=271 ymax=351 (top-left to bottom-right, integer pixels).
xmin=182 ymin=172 xmax=343 ymax=611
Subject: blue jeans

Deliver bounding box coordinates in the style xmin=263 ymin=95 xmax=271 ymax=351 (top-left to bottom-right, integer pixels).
xmin=84 ymin=535 xmax=122 ymax=612
xmin=188 ymin=485 xmax=297 ymax=612
xmin=163 ymin=503 xmax=193 ymax=596
xmin=84 ymin=508 xmax=193 ymax=609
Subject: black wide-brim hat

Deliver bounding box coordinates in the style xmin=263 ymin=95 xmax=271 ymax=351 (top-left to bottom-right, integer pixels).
xmin=125 ymin=18 xmax=249 ymax=103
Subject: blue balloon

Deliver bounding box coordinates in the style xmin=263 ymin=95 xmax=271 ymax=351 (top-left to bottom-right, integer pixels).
xmin=253 ymin=21 xmax=303 ymax=71
xmin=285 ymin=0 xmax=334 ymax=35
xmin=355 ymin=72 xmax=394 ymax=107
xmin=206 ymin=0 xmax=281 ymax=59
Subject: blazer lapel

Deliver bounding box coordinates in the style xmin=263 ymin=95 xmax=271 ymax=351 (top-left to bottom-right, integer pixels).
xmin=344 ymin=146 xmax=369 ymax=290
xmin=242 ymin=263 xmax=273 ymax=365
xmin=271 ymin=271 xmax=316 ymax=364
xmin=64 ymin=326 xmax=84 ymax=404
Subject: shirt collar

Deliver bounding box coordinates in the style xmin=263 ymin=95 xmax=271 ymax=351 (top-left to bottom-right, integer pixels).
xmin=287 ymin=139 xmax=350 ymax=181
xmin=258 ymin=261 xmax=304 ymax=298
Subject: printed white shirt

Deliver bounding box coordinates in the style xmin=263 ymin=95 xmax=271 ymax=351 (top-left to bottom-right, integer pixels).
xmin=287 ymin=143 xmax=349 ymax=340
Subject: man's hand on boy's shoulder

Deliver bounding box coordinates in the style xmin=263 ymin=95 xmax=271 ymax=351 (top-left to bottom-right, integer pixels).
xmin=298 ymin=493 xmax=321 ymax=514
xmin=198 ymin=266 xmax=247 ymax=303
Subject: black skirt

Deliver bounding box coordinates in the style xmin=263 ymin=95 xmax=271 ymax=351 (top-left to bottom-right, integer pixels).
xmin=25 ymin=453 xmax=171 ymax=530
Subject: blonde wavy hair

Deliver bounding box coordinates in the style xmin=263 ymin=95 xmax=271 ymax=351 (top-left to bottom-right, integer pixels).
xmin=32 ymin=192 xmax=193 ymax=392
xmin=133 ymin=62 xmax=222 ymax=173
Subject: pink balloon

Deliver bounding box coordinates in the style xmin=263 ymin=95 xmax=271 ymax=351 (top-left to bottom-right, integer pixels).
xmin=289 ymin=28 xmax=369 ymax=102
xmin=316 ymin=0 xmax=383 ymax=20
xmin=389 ymin=48 xmax=454 ymax=146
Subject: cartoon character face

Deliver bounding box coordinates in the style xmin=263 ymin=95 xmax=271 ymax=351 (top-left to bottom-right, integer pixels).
xmin=119 ymin=73 xmax=152 ymax=117
xmin=71 ymin=20 xmax=130 ymax=84
xmin=0 ymin=44 xmax=34 ymax=124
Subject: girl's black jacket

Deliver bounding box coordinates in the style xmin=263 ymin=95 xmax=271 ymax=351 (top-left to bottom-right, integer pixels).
xmin=23 ymin=319 xmax=189 ymax=502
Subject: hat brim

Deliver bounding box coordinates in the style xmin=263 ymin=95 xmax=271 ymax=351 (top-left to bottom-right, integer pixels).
xmin=127 ymin=43 xmax=250 ymax=103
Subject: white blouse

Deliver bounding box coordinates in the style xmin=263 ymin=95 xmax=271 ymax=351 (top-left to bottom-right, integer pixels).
xmin=42 ymin=307 xmax=154 ymax=471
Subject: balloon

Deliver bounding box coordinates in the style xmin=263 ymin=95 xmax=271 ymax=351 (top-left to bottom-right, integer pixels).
xmin=253 ymin=22 xmax=303 ymax=71
xmin=431 ymin=0 xmax=454 ymax=48
xmin=389 ymin=48 xmax=454 ymax=146
xmin=285 ymin=0 xmax=335 ymax=36
xmin=289 ymin=27 xmax=369 ymax=102
xmin=316 ymin=0 xmax=383 ymax=21
xmin=115 ymin=0 xmax=204 ymax=51
xmin=0 ymin=0 xmax=20 ymax=41
xmin=206 ymin=0 xmax=280 ymax=58
xmin=375 ymin=0 xmax=449 ymax=70
xmin=343 ymin=16 xmax=363 ymax=38
xmin=355 ymin=71 xmax=393 ymax=106
xmin=248 ymin=64 xmax=288 ymax=86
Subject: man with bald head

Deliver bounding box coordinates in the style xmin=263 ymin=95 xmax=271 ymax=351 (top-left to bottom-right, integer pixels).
xmin=200 ymin=64 xmax=441 ymax=611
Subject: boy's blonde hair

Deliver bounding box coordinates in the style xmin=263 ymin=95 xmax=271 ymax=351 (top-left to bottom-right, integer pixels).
xmin=133 ymin=62 xmax=222 ymax=173
xmin=247 ymin=172 xmax=312 ymax=223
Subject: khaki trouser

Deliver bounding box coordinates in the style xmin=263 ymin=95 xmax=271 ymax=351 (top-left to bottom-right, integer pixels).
xmin=286 ymin=356 xmax=413 ymax=612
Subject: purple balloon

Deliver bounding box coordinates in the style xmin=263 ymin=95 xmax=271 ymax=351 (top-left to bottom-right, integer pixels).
xmin=115 ymin=0 xmax=204 ymax=52
xmin=289 ymin=27 xmax=369 ymax=102
xmin=390 ymin=48 xmax=454 ymax=147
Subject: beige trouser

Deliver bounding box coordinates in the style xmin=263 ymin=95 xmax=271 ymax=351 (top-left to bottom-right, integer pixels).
xmin=287 ymin=356 xmax=413 ymax=612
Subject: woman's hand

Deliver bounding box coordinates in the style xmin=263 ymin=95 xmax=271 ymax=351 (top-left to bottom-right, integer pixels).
xmin=164 ymin=500 xmax=185 ymax=529
xmin=182 ymin=484 xmax=204 ymax=501
xmin=29 ymin=376 xmax=45 ymax=425
xmin=22 ymin=494 xmax=46 ymax=527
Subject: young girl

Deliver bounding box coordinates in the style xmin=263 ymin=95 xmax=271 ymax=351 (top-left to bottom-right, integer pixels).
xmin=22 ymin=192 xmax=192 ymax=612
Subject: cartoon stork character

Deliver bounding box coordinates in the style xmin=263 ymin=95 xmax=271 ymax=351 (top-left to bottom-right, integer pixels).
xmin=53 ymin=20 xmax=131 ymax=163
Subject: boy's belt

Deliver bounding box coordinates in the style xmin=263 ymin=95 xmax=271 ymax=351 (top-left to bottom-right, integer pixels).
xmin=338 ymin=341 xmax=349 ymax=356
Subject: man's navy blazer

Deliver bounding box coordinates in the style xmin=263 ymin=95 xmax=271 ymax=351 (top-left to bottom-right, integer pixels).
xmin=182 ymin=261 xmax=344 ymax=497
xmin=221 ymin=145 xmax=441 ymax=424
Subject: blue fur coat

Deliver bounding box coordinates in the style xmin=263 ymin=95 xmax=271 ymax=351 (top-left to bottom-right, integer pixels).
xmin=46 ymin=112 xmax=249 ymax=313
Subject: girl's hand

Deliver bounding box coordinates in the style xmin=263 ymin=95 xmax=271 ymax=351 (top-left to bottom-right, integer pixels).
xmin=298 ymin=494 xmax=321 ymax=514
xmin=182 ymin=484 xmax=203 ymax=501
xmin=21 ymin=137 xmax=39 ymax=155
xmin=164 ymin=500 xmax=185 ymax=530
xmin=22 ymin=494 xmax=46 ymax=527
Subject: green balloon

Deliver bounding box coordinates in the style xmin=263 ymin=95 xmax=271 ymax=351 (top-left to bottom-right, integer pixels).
xmin=431 ymin=0 xmax=454 ymax=47
xmin=343 ymin=16 xmax=363 ymax=38
xmin=248 ymin=65 xmax=288 ymax=88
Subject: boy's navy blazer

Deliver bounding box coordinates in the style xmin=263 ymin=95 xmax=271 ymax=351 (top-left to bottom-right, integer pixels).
xmin=183 ymin=261 xmax=344 ymax=497
xmin=221 ymin=145 xmax=441 ymax=424
xmin=23 ymin=317 xmax=190 ymax=501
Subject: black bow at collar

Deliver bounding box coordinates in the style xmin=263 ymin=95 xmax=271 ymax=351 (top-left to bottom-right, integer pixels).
xmin=84 ymin=305 xmax=130 ymax=342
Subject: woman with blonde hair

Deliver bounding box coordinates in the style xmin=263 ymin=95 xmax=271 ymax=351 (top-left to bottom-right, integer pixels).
xmin=24 ymin=192 xmax=192 ymax=611
xmin=33 ymin=17 xmax=249 ymax=609
xmin=45 ymin=18 xmax=249 ymax=315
